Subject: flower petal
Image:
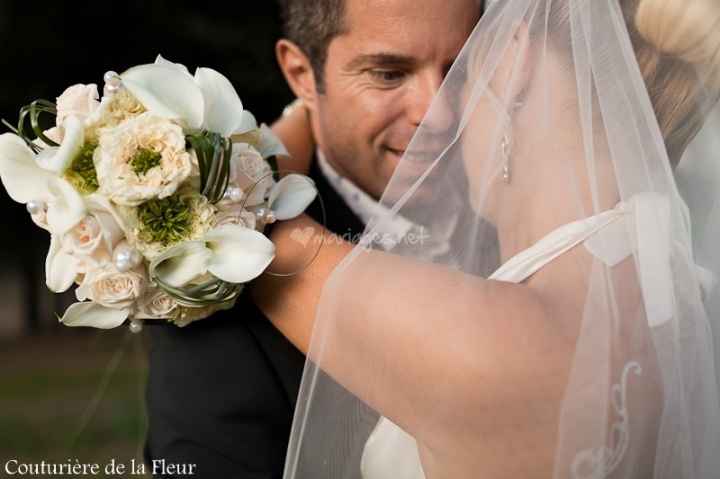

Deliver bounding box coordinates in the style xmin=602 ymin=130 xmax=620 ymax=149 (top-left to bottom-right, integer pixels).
xmin=85 ymin=193 xmax=128 ymax=249
xmin=205 ymin=224 xmax=275 ymax=283
xmin=257 ymin=124 xmax=289 ymax=158
xmin=233 ymin=111 xmax=258 ymax=135
xmin=121 ymin=63 xmax=205 ymax=130
xmin=36 ymin=115 xmax=84 ymax=173
xmin=151 ymin=241 xmax=212 ymax=288
xmin=60 ymin=301 xmax=129 ymax=329
xmin=45 ymin=235 xmax=78 ymax=293
xmin=0 ymin=133 xmax=54 ymax=203
xmin=268 ymin=174 xmax=318 ymax=221
xmin=46 ymin=177 xmax=86 ymax=235
xmin=154 ymin=54 xmax=191 ymax=76
xmin=194 ymin=67 xmax=245 ymax=137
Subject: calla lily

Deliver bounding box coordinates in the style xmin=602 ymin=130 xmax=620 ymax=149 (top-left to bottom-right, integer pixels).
xmin=235 ymin=110 xmax=259 ymax=136
xmin=153 ymin=241 xmax=214 ymax=288
xmin=60 ymin=301 xmax=129 ymax=329
xmin=122 ymin=56 xmax=248 ymax=137
xmin=257 ymin=124 xmax=289 ymax=158
xmin=268 ymin=174 xmax=318 ymax=221
xmin=0 ymin=133 xmax=55 ymax=203
xmin=154 ymin=54 xmax=191 ymax=76
xmin=35 ymin=115 xmax=85 ymax=174
xmin=121 ymin=63 xmax=205 ymax=131
xmin=204 ymin=225 xmax=276 ymax=283
xmin=46 ymin=234 xmax=80 ymax=293
xmin=194 ymin=67 xmax=246 ymax=137
xmin=0 ymin=133 xmax=86 ymax=235
xmin=152 ymin=224 xmax=276 ymax=288
xmin=45 ymin=177 xmax=87 ymax=235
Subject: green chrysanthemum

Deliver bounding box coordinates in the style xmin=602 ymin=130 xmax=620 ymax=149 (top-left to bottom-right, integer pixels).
xmin=137 ymin=195 xmax=193 ymax=246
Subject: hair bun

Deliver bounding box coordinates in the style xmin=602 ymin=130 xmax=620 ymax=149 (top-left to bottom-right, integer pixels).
xmin=635 ymin=0 xmax=720 ymax=88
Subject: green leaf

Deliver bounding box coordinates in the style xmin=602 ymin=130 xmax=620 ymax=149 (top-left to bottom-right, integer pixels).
xmin=186 ymin=131 xmax=232 ymax=204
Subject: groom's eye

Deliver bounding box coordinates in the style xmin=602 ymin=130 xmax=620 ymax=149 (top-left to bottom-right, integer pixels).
xmin=367 ymin=69 xmax=407 ymax=86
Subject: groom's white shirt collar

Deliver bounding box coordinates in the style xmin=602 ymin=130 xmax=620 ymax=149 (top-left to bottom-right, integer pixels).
xmin=316 ymin=150 xmax=456 ymax=257
xmin=316 ymin=150 xmax=415 ymax=249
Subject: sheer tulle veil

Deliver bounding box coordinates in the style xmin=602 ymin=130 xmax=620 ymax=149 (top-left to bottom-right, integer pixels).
xmin=283 ymin=0 xmax=720 ymax=477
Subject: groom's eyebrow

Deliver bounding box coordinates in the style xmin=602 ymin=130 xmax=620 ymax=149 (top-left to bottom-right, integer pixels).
xmin=345 ymin=53 xmax=417 ymax=71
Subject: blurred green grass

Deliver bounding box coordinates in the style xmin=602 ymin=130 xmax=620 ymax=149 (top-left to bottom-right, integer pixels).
xmin=0 ymin=329 xmax=151 ymax=477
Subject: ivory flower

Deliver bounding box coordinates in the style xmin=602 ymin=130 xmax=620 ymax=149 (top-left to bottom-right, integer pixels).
xmin=229 ymin=143 xmax=275 ymax=206
xmin=85 ymin=89 xmax=146 ymax=142
xmin=56 ymin=84 xmax=100 ymax=127
xmin=0 ymin=133 xmax=86 ymax=236
xmin=136 ymin=288 xmax=180 ymax=320
xmin=76 ymin=263 xmax=146 ymax=310
xmin=95 ymin=113 xmax=193 ymax=206
xmin=45 ymin=194 xmax=127 ymax=292
xmin=125 ymin=190 xmax=216 ymax=259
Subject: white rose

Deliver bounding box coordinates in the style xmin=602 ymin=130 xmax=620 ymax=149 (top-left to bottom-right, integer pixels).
xmin=229 ymin=143 xmax=275 ymax=206
xmin=95 ymin=113 xmax=193 ymax=206
xmin=64 ymin=215 xmax=111 ymax=273
xmin=45 ymin=196 xmax=128 ymax=292
xmin=76 ymin=264 xmax=146 ymax=310
xmin=56 ymin=84 xmax=100 ymax=127
xmin=136 ymin=288 xmax=180 ymax=320
xmin=38 ymin=83 xmax=98 ymax=146
xmin=66 ymin=196 xmax=126 ymax=271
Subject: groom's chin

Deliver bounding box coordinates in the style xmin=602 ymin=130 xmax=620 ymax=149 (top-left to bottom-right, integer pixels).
xmin=382 ymin=158 xmax=439 ymax=207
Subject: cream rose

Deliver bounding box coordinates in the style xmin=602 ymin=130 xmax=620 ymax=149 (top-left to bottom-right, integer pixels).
xmin=76 ymin=264 xmax=146 ymax=310
xmin=38 ymin=84 xmax=100 ymax=145
xmin=64 ymin=215 xmax=111 ymax=273
xmin=136 ymin=288 xmax=180 ymax=320
xmin=95 ymin=113 xmax=193 ymax=206
xmin=228 ymin=143 xmax=275 ymax=206
xmin=45 ymin=196 xmax=127 ymax=292
xmin=56 ymin=84 xmax=100 ymax=127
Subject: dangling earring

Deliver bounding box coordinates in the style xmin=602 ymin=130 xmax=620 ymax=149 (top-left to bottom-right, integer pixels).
xmin=501 ymin=99 xmax=524 ymax=185
xmin=501 ymin=130 xmax=512 ymax=184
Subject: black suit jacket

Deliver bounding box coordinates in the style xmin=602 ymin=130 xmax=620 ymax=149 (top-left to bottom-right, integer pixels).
xmin=145 ymin=159 xmax=369 ymax=478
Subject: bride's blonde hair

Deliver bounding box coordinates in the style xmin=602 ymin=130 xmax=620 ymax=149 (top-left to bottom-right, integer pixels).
xmin=551 ymin=0 xmax=720 ymax=165
xmin=632 ymin=0 xmax=720 ymax=164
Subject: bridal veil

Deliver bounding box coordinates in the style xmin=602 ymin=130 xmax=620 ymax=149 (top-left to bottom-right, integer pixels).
xmin=283 ymin=1 xmax=720 ymax=477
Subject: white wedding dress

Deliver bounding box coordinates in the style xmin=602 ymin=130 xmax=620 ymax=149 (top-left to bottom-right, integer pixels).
xmin=360 ymin=193 xmax=708 ymax=479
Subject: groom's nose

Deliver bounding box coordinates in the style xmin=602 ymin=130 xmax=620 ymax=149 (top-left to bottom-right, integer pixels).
xmin=406 ymin=70 xmax=454 ymax=134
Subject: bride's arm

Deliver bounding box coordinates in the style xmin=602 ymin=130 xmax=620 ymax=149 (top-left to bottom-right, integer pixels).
xmin=270 ymin=100 xmax=315 ymax=175
xmin=251 ymin=215 xmax=569 ymax=444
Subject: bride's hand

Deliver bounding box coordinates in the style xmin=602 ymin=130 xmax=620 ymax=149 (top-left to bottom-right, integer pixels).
xmin=270 ymin=99 xmax=315 ymax=175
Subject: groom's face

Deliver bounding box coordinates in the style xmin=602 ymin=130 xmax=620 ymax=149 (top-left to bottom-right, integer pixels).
xmin=315 ymin=0 xmax=479 ymax=200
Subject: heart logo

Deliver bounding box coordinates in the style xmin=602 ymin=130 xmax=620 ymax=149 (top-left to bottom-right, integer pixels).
xmin=289 ymin=226 xmax=316 ymax=247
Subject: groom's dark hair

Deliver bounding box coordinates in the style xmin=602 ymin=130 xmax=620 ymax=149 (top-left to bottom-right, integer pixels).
xmin=278 ymin=0 xmax=347 ymax=92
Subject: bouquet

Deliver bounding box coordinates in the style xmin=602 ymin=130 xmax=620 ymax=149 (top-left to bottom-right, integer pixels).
xmin=0 ymin=55 xmax=317 ymax=330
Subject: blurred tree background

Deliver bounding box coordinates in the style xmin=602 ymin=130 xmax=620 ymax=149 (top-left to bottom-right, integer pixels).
xmin=0 ymin=0 xmax=292 ymax=473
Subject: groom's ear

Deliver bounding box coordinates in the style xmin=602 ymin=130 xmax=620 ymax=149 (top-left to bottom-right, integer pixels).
xmin=276 ymin=39 xmax=320 ymax=110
